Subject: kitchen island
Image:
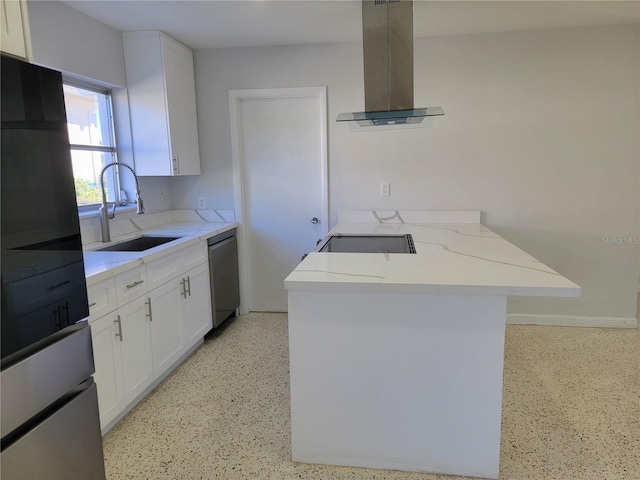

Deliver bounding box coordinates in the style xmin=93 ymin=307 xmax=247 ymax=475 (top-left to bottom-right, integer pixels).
xmin=284 ymin=211 xmax=580 ymax=479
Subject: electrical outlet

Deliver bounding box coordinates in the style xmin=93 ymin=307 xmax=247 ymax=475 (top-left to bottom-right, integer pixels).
xmin=380 ymin=182 xmax=390 ymax=197
xmin=157 ymin=184 xmax=164 ymax=197
xmin=198 ymin=197 xmax=206 ymax=209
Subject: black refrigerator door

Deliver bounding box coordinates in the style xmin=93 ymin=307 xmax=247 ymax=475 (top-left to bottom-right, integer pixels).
xmin=1 ymin=54 xmax=104 ymax=480
xmin=1 ymin=54 xmax=89 ymax=365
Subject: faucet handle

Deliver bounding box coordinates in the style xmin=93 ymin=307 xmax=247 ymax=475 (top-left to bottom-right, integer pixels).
xmin=108 ymin=203 xmax=117 ymax=219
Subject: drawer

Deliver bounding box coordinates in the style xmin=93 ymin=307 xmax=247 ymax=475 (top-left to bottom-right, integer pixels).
xmin=145 ymin=253 xmax=180 ymax=291
xmin=146 ymin=243 xmax=207 ymax=290
xmin=6 ymin=261 xmax=87 ymax=318
xmin=114 ymin=266 xmax=148 ymax=306
xmin=180 ymin=243 xmax=207 ymax=271
xmin=87 ymin=277 xmax=117 ymax=321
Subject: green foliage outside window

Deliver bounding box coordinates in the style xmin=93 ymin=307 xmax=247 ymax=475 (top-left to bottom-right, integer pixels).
xmin=74 ymin=177 xmax=102 ymax=205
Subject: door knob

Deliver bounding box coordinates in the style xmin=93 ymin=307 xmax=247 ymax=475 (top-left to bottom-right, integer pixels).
xmin=311 ymin=217 xmax=319 ymax=224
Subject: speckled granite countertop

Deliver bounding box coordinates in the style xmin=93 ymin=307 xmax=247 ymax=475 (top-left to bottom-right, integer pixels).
xmin=83 ymin=221 xmax=237 ymax=285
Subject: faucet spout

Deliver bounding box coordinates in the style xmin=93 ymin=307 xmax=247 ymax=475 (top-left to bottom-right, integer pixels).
xmin=99 ymin=162 xmax=144 ymax=242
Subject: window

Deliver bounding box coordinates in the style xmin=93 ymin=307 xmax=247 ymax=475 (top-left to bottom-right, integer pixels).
xmin=63 ymin=84 xmax=119 ymax=207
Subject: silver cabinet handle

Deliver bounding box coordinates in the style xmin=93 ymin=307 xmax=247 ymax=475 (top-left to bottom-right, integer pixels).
xmin=114 ymin=315 xmax=123 ymax=342
xmin=126 ymin=280 xmax=144 ymax=289
xmin=89 ymin=302 xmax=97 ymax=308
xmin=311 ymin=217 xmax=319 ymax=224
xmin=180 ymin=278 xmax=188 ymax=298
xmin=47 ymin=280 xmax=70 ymax=291
xmin=145 ymin=298 xmax=152 ymax=321
xmin=186 ymin=276 xmax=192 ymax=297
xmin=172 ymin=156 xmax=179 ymax=173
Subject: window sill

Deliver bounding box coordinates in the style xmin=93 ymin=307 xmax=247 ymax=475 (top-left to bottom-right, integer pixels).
xmin=78 ymin=205 xmax=138 ymax=219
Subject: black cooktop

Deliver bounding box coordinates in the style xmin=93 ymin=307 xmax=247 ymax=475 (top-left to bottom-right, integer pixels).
xmin=318 ymin=234 xmax=416 ymax=254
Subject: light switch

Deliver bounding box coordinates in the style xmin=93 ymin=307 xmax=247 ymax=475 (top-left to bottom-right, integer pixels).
xmin=380 ymin=182 xmax=390 ymax=197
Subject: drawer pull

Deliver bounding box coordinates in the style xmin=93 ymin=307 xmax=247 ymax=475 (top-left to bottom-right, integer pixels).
xmin=47 ymin=280 xmax=70 ymax=291
xmin=186 ymin=276 xmax=192 ymax=297
xmin=180 ymin=278 xmax=188 ymax=299
xmin=89 ymin=302 xmax=97 ymax=307
xmin=145 ymin=298 xmax=153 ymax=321
xmin=126 ymin=280 xmax=144 ymax=289
xmin=114 ymin=315 xmax=123 ymax=341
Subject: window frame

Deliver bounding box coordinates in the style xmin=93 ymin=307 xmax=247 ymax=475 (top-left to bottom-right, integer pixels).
xmin=63 ymin=80 xmax=122 ymax=212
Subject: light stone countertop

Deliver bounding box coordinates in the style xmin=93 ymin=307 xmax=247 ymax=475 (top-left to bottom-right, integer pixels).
xmin=285 ymin=215 xmax=580 ymax=297
xmin=83 ymin=221 xmax=237 ymax=285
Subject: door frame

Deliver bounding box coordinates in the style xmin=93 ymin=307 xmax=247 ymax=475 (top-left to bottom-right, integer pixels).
xmin=229 ymin=87 xmax=329 ymax=314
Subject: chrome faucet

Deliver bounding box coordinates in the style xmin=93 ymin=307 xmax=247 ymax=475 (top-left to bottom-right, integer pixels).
xmin=99 ymin=162 xmax=145 ymax=242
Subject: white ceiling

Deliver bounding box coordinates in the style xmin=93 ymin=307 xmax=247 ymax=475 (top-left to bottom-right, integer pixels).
xmin=61 ymin=1 xmax=640 ymax=50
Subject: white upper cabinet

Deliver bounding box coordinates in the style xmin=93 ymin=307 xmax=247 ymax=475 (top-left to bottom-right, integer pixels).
xmin=123 ymin=31 xmax=201 ymax=176
xmin=0 ymin=0 xmax=31 ymax=59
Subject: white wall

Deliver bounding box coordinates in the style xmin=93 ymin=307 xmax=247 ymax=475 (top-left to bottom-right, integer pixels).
xmin=27 ymin=0 xmax=126 ymax=87
xmin=26 ymin=0 xmax=173 ymax=215
xmin=172 ymin=24 xmax=639 ymax=322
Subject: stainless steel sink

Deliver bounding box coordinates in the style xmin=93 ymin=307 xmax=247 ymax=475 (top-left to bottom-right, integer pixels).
xmin=96 ymin=236 xmax=182 ymax=252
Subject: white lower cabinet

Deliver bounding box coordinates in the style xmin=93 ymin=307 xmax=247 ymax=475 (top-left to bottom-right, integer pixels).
xmin=88 ymin=241 xmax=213 ymax=433
xmin=148 ymin=278 xmax=184 ymax=375
xmin=118 ymin=296 xmax=154 ymax=404
xmin=181 ymin=263 xmax=213 ymax=345
xmin=90 ymin=310 xmax=123 ymax=429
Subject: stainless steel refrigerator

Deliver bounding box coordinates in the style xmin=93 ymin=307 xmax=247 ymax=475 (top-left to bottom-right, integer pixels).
xmin=0 ymin=54 xmax=106 ymax=479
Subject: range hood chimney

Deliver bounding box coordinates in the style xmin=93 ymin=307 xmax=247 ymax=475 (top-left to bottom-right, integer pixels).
xmin=337 ymin=0 xmax=443 ymax=128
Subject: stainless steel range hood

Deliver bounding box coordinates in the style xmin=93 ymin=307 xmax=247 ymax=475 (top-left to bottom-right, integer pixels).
xmin=337 ymin=0 xmax=443 ymax=128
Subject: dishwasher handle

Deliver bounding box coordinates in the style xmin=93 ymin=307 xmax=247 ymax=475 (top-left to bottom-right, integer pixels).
xmin=207 ymin=228 xmax=237 ymax=246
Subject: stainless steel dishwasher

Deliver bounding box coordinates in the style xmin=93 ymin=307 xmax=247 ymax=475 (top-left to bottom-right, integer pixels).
xmin=207 ymin=228 xmax=240 ymax=328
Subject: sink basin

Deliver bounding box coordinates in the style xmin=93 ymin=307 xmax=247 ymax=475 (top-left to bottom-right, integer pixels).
xmin=96 ymin=236 xmax=182 ymax=252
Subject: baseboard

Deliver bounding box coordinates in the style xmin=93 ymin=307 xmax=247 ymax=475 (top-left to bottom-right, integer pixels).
xmin=507 ymin=313 xmax=638 ymax=329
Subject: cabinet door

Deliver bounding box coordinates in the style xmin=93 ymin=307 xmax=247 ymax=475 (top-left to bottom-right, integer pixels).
xmin=123 ymin=31 xmax=201 ymax=177
xmin=148 ymin=278 xmax=184 ymax=375
xmin=161 ymin=34 xmax=201 ymax=176
xmin=181 ymin=263 xmax=213 ymax=348
xmin=118 ymin=297 xmax=153 ymax=403
xmin=90 ymin=311 xmax=123 ymax=430
xmin=123 ymin=31 xmax=172 ymax=176
xmin=0 ymin=0 xmax=28 ymax=59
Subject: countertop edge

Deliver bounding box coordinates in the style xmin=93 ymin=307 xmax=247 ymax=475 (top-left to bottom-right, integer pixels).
xmin=83 ymin=222 xmax=238 ymax=285
xmin=284 ymin=280 xmax=581 ymax=297
xmin=284 ymin=222 xmax=581 ymax=298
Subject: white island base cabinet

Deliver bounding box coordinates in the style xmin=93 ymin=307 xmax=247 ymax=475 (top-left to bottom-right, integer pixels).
xmin=288 ymin=290 xmax=507 ymax=479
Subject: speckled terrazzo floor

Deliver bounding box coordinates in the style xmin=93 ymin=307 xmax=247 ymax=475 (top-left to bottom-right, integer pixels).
xmin=102 ymin=311 xmax=640 ymax=480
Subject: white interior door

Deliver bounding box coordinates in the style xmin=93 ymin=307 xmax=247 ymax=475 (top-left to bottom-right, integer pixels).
xmin=230 ymin=87 xmax=327 ymax=313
